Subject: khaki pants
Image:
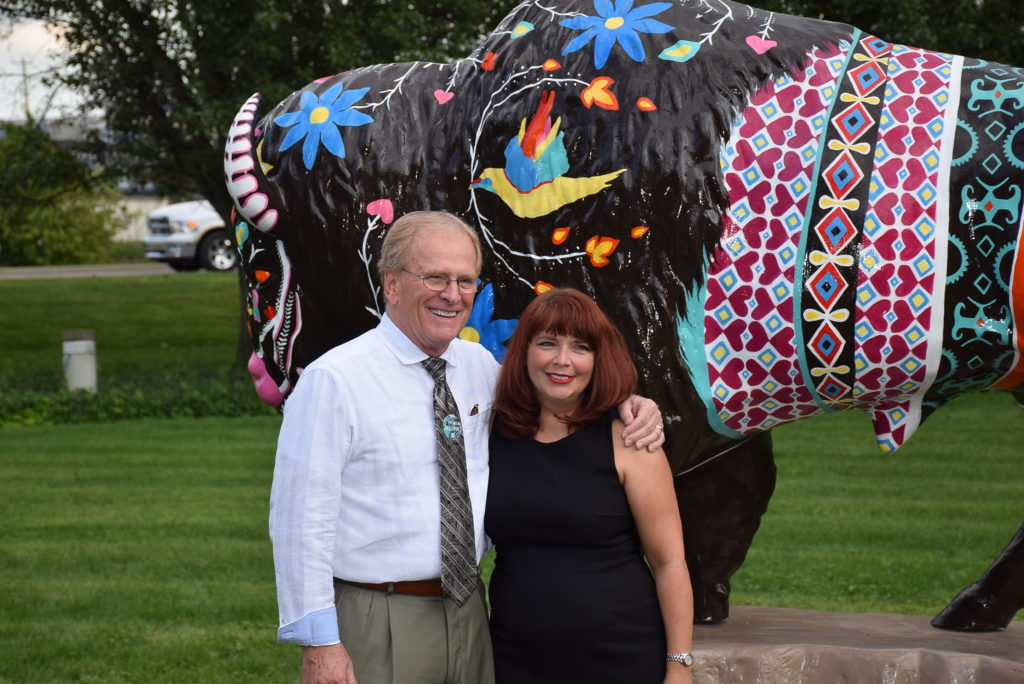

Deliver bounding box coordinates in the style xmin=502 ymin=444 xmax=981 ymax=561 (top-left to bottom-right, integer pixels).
xmin=333 ymin=579 xmax=495 ymax=684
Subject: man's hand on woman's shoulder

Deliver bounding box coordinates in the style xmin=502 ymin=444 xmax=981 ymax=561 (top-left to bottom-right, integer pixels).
xmin=618 ymin=395 xmax=666 ymax=452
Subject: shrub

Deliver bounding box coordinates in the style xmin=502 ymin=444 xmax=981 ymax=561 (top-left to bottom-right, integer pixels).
xmin=0 ymin=122 xmax=133 ymax=266
xmin=0 ymin=369 xmax=275 ymax=426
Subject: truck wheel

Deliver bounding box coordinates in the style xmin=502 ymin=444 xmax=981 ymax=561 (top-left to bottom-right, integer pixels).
xmin=198 ymin=230 xmax=238 ymax=271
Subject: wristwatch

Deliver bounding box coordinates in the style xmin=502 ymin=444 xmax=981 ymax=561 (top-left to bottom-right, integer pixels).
xmin=666 ymin=652 xmax=693 ymax=666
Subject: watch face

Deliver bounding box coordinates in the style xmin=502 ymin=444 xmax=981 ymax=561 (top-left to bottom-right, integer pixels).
xmin=682 ymin=654 xmax=693 ymax=666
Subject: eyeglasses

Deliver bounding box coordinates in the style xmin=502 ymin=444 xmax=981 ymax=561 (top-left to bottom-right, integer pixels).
xmin=401 ymin=269 xmax=483 ymax=294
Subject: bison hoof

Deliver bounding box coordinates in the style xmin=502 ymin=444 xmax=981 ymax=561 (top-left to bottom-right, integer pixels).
xmin=694 ymin=583 xmax=731 ymax=624
xmin=931 ymin=584 xmax=1013 ymax=632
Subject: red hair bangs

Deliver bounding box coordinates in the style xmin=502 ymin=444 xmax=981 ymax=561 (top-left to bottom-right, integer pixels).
xmin=494 ymin=288 xmax=637 ymax=439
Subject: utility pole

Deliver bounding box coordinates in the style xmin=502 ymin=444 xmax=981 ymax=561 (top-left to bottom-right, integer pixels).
xmin=20 ymin=57 xmax=32 ymax=121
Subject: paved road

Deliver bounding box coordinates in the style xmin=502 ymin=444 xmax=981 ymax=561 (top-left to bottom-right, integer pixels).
xmin=0 ymin=263 xmax=177 ymax=280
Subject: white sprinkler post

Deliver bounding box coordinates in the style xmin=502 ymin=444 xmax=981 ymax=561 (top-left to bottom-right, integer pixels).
xmin=62 ymin=330 xmax=97 ymax=393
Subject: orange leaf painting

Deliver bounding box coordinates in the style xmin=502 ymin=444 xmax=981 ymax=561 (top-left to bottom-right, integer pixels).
xmin=481 ymin=52 xmax=498 ymax=71
xmin=585 ymin=236 xmax=619 ymax=267
xmin=581 ymin=76 xmax=619 ymax=110
xmin=255 ymin=269 xmax=272 ymax=283
xmin=535 ymin=281 xmax=556 ymax=294
xmin=630 ymin=226 xmax=650 ymax=238
xmin=636 ymin=97 xmax=657 ymax=111
xmin=551 ymin=227 xmax=571 ymax=245
xmin=542 ymin=59 xmax=561 ymax=71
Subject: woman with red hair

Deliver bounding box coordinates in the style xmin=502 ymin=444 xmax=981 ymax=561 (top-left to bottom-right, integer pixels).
xmin=485 ymin=288 xmax=694 ymax=684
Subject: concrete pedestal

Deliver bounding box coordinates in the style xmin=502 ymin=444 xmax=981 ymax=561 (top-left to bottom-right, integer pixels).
xmin=692 ymin=606 xmax=1024 ymax=683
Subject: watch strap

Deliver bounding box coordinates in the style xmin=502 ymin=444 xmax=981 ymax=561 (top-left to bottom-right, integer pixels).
xmin=666 ymin=652 xmax=693 ymax=666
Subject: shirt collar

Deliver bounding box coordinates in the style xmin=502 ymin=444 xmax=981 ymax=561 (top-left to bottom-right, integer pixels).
xmin=379 ymin=313 xmax=459 ymax=368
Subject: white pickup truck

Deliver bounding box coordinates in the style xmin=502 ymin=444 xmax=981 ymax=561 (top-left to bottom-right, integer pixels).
xmin=142 ymin=199 xmax=238 ymax=271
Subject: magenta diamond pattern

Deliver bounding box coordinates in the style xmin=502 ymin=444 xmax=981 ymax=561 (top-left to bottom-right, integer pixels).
xmin=695 ymin=36 xmax=959 ymax=448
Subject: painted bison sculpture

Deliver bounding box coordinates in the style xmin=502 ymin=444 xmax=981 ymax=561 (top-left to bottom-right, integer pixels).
xmin=225 ymin=0 xmax=1024 ymax=631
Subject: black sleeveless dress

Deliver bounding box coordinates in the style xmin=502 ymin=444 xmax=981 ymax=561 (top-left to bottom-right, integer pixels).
xmin=485 ymin=412 xmax=666 ymax=684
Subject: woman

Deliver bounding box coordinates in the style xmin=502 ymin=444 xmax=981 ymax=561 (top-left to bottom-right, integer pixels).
xmin=485 ymin=288 xmax=694 ymax=684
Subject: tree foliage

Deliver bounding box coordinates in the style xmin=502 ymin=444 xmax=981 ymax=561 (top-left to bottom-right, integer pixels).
xmin=0 ymin=121 xmax=131 ymax=265
xmin=0 ymin=0 xmax=516 ymax=358
xmin=756 ymin=0 xmax=1024 ymax=67
xmin=0 ymin=0 xmax=518 ymax=221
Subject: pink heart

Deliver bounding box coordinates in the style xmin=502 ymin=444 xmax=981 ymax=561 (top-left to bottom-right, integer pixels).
xmin=434 ymin=89 xmax=454 ymax=104
xmin=366 ymin=199 xmax=394 ymax=224
xmin=746 ymin=35 xmax=777 ymax=55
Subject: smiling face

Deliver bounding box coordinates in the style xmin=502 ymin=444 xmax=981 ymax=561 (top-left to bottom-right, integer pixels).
xmin=526 ymin=331 xmax=595 ymax=413
xmin=383 ymin=226 xmax=479 ymax=357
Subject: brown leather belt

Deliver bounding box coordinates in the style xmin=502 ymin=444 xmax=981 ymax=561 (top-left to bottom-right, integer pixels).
xmin=340 ymin=579 xmax=444 ymax=597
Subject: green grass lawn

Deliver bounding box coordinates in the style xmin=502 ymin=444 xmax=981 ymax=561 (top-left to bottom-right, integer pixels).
xmin=2 ymin=391 xmax=1020 ymax=681
xmin=1 ymin=416 xmax=293 ymax=683
xmin=2 ymin=273 xmax=1021 ymax=679
xmin=2 ymin=271 xmax=241 ymax=389
xmin=1 ymin=272 xmax=271 ymax=425
xmin=731 ymin=390 xmax=1024 ymax=618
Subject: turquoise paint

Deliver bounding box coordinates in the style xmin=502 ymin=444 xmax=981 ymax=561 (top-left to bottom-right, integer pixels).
xmin=677 ymin=281 xmax=743 ymax=439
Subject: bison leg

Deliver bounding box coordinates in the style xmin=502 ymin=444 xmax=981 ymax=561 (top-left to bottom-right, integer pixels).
xmin=931 ymin=522 xmax=1024 ymax=631
xmin=676 ymin=432 xmax=776 ymax=624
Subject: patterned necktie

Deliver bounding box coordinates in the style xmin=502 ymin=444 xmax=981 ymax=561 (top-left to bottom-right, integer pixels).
xmin=421 ymin=357 xmax=477 ymax=605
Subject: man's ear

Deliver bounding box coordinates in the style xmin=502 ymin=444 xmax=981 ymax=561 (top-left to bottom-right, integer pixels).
xmin=382 ymin=270 xmax=399 ymax=306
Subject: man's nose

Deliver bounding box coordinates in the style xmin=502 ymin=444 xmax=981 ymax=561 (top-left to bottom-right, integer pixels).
xmin=439 ymin=279 xmax=461 ymax=299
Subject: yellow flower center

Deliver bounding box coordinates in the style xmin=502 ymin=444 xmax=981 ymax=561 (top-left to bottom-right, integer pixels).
xmin=459 ymin=327 xmax=481 ymax=343
xmin=309 ymin=106 xmax=330 ymax=125
xmin=604 ymin=16 xmax=625 ymax=30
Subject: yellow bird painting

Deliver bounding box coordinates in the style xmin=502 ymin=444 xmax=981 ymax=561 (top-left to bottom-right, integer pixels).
xmin=472 ymin=91 xmax=626 ymax=219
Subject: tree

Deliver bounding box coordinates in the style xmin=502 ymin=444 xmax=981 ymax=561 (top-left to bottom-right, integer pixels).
xmin=756 ymin=0 xmax=1024 ymax=67
xmin=0 ymin=121 xmax=131 ymax=265
xmin=0 ymin=0 xmax=518 ymax=220
xmin=0 ymin=0 xmax=516 ymax=359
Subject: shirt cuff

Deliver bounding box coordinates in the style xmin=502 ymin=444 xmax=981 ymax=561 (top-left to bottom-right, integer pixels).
xmin=277 ymin=606 xmax=340 ymax=645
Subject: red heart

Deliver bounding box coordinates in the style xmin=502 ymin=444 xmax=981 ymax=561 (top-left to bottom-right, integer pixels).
xmin=366 ymin=199 xmax=394 ymax=224
xmin=746 ymin=35 xmax=777 ymax=55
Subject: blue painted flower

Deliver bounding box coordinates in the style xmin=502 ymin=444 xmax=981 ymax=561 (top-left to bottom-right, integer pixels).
xmin=274 ymin=81 xmax=373 ymax=170
xmin=459 ymin=284 xmax=517 ymax=362
xmin=560 ymin=0 xmax=674 ymax=69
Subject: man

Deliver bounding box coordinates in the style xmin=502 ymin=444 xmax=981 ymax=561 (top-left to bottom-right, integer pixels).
xmin=270 ymin=211 xmax=664 ymax=684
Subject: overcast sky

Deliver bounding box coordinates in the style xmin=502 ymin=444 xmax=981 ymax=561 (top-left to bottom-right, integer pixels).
xmin=1 ymin=20 xmax=83 ymax=121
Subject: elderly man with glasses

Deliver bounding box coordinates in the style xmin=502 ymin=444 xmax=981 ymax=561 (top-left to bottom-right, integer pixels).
xmin=269 ymin=210 xmax=665 ymax=684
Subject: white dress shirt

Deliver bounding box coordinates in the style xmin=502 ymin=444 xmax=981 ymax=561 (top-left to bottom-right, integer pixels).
xmin=269 ymin=314 xmax=500 ymax=645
